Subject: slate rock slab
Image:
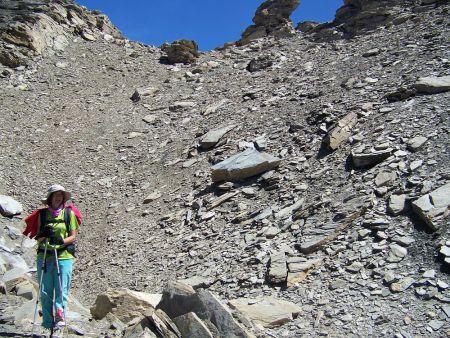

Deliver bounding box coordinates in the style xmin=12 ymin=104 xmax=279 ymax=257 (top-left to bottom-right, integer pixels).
xmin=268 ymin=251 xmax=287 ymax=284
xmin=324 ymin=112 xmax=358 ymax=150
xmin=229 ymin=297 xmax=302 ymax=328
xmin=200 ymin=125 xmax=235 ymax=150
xmin=196 ymin=290 xmax=254 ymax=338
xmin=211 ymin=148 xmax=281 ymax=183
xmin=414 ymin=75 xmax=450 ymax=94
xmin=407 ymin=136 xmax=428 ymax=152
xmin=351 ymin=149 xmax=392 ymax=168
xmin=411 ymin=183 xmax=450 ymax=231
xmin=173 ymin=312 xmax=214 ymax=338
xmin=157 ymin=281 xmax=203 ymax=319
xmin=0 ymin=195 xmax=23 ymax=217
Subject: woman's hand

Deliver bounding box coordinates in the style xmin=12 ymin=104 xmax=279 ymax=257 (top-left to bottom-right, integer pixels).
xmin=49 ymin=235 xmax=65 ymax=246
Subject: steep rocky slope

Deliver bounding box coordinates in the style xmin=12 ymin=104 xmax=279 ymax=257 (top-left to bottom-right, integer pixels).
xmin=1 ymin=0 xmax=449 ymax=337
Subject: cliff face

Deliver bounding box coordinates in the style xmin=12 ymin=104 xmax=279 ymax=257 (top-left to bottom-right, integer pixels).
xmin=334 ymin=0 xmax=449 ymax=33
xmin=0 ymin=0 xmax=121 ymax=67
xmin=297 ymin=0 xmax=449 ymax=42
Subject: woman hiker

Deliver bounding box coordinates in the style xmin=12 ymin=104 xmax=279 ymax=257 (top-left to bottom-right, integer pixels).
xmin=35 ymin=184 xmax=79 ymax=333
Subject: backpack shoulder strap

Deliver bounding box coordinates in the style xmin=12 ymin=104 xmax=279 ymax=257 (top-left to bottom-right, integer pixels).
xmin=64 ymin=207 xmax=72 ymax=233
xmin=39 ymin=208 xmax=47 ymax=228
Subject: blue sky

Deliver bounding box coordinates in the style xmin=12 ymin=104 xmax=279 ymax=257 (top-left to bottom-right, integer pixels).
xmin=77 ymin=0 xmax=343 ymax=51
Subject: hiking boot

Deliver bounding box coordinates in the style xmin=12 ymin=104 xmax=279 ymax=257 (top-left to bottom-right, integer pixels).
xmin=50 ymin=326 xmax=63 ymax=338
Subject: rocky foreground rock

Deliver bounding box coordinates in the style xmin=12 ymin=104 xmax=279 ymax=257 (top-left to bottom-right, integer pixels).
xmin=1 ymin=0 xmax=449 ymax=337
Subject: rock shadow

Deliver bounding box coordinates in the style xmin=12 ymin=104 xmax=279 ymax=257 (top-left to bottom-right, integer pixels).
xmin=404 ymin=204 xmax=435 ymax=235
xmin=316 ymin=141 xmax=333 ymax=160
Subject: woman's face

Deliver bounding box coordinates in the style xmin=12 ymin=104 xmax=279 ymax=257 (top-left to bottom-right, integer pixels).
xmin=50 ymin=191 xmax=64 ymax=209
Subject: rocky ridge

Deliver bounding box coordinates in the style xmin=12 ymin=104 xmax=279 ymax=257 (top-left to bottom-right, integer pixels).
xmin=1 ymin=0 xmax=450 ymax=337
xmin=0 ymin=0 xmax=121 ymax=67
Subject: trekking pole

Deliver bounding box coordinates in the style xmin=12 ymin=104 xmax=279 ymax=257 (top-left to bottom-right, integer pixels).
xmin=31 ymin=239 xmax=48 ymax=338
xmin=53 ymin=248 xmax=68 ymax=335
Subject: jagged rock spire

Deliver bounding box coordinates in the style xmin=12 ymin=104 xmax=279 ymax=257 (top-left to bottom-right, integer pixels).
xmin=238 ymin=0 xmax=300 ymax=46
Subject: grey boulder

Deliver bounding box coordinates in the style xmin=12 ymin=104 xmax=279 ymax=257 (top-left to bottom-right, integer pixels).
xmin=414 ymin=76 xmax=450 ymax=94
xmin=211 ymin=148 xmax=281 ymax=183
xmin=0 ymin=195 xmax=23 ymax=217
xmin=411 ymin=183 xmax=450 ymax=231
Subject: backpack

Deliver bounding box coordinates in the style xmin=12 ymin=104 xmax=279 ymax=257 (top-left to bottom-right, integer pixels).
xmin=23 ymin=205 xmax=82 ymax=239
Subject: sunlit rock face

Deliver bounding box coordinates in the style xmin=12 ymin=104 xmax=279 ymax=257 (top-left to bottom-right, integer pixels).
xmin=238 ymin=0 xmax=300 ymax=46
xmin=0 ymin=0 xmax=122 ymax=67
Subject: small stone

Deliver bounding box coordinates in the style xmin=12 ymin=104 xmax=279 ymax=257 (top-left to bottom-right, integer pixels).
xmin=393 ymin=236 xmax=415 ymax=247
xmin=437 ymin=280 xmax=449 ymax=289
xmin=362 ymin=48 xmax=380 ymax=57
xmin=375 ymin=171 xmax=397 ymax=187
xmin=265 ymin=226 xmax=281 ymax=238
xmin=143 ymin=115 xmax=158 ymax=124
xmin=131 ymin=87 xmax=160 ymax=102
xmin=427 ymin=319 xmax=445 ymax=331
xmin=390 ymin=277 xmax=415 ymax=292
xmin=128 ymin=132 xmax=143 ymax=139
xmin=81 ymin=31 xmax=96 ymax=41
xmin=442 ymin=305 xmax=450 ymax=317
xmin=422 ymin=270 xmax=435 ymax=279
xmin=143 ymin=191 xmax=162 ymax=203
xmin=55 ymin=61 xmax=67 ymax=68
xmin=268 ymin=251 xmax=287 ymax=284
xmin=407 ymin=136 xmax=427 ymax=152
xmin=388 ymin=194 xmax=406 ymax=215
xmin=346 ymin=261 xmax=364 ymax=273
xmin=200 ymin=211 xmax=215 ymax=221
xmin=383 ymin=271 xmax=397 ymax=285
xmin=388 ymin=244 xmax=407 ymax=262
xmin=439 ymin=246 xmax=450 ymax=256
xmin=242 ymin=188 xmax=256 ymax=196
xmin=340 ymin=314 xmax=353 ymax=322
xmin=379 ymin=107 xmax=394 ymax=114
xmin=410 ymin=160 xmax=423 ymax=171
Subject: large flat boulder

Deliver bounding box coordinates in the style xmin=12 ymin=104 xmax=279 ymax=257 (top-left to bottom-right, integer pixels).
xmin=411 ymin=183 xmax=450 ymax=231
xmin=90 ymin=289 xmax=157 ymax=323
xmin=414 ymin=76 xmax=450 ymax=94
xmin=229 ymin=297 xmax=302 ymax=328
xmin=211 ymin=149 xmax=281 ymax=183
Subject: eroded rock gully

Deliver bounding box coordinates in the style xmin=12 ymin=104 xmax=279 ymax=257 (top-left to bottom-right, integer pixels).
xmin=0 ymin=0 xmax=449 ymax=337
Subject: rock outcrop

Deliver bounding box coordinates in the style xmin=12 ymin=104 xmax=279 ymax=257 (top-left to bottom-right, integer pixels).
xmin=238 ymin=0 xmax=300 ymax=45
xmin=0 ymin=0 xmax=122 ymax=67
xmin=161 ymin=39 xmax=199 ymax=65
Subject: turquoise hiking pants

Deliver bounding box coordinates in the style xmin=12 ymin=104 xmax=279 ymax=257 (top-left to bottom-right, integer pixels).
xmin=36 ymin=256 xmax=73 ymax=329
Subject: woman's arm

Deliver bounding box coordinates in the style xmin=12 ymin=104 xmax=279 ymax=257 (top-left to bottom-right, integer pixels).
xmin=63 ymin=229 xmax=78 ymax=245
